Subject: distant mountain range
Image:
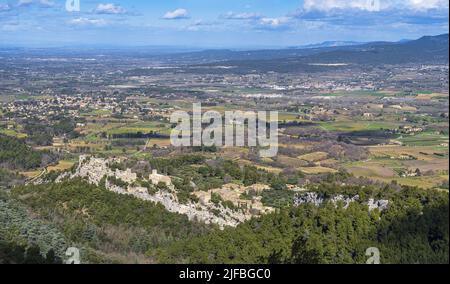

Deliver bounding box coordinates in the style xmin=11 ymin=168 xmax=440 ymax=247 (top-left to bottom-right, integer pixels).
xmin=2 ymin=34 xmax=448 ymax=74
xmin=289 ymin=41 xmax=366 ymax=49
xmin=301 ymin=34 xmax=449 ymax=65
xmin=176 ymin=34 xmax=449 ymax=73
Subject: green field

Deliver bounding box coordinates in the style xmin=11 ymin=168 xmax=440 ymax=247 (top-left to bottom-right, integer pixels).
xmin=0 ymin=128 xmax=27 ymax=138
xmin=106 ymin=121 xmax=171 ymax=135
xmin=399 ymin=132 xmax=449 ymax=147
xmin=319 ymin=121 xmax=400 ymax=132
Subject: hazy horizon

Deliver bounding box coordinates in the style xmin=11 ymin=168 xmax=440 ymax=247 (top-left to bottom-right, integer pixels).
xmin=0 ymin=0 xmax=448 ymax=48
xmin=1 ymin=33 xmax=448 ymax=51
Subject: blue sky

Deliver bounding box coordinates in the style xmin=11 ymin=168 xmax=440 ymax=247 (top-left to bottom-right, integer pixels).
xmin=0 ymin=0 xmax=448 ymax=47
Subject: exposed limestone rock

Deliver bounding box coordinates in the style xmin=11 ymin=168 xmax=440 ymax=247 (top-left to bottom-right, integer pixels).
xmin=194 ymin=183 xmax=274 ymax=217
xmin=294 ymin=192 xmax=389 ymax=212
xmin=294 ymin=192 xmax=324 ymax=207
xmin=330 ymin=194 xmax=360 ymax=209
xmin=115 ymin=168 xmax=137 ymax=184
xmin=367 ymin=198 xmax=389 ymax=212
xmin=54 ymin=155 xmax=259 ymax=229
xmin=106 ymin=179 xmax=245 ymax=228
xmin=149 ymin=169 xmax=172 ymax=186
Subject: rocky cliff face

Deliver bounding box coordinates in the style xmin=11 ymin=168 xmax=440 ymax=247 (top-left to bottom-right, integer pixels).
xmin=54 ymin=156 xmax=252 ymax=229
xmin=294 ymin=192 xmax=389 ymax=212
xmin=56 ymin=155 xmax=119 ymax=185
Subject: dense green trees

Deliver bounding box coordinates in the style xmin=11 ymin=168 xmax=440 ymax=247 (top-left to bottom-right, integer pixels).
xmin=147 ymin=155 xmax=294 ymax=193
xmin=0 ymin=135 xmax=47 ymax=170
xmin=1 ymin=156 xmax=448 ymax=264
xmin=23 ymin=118 xmax=79 ymax=146
xmin=9 ymin=179 xmax=211 ymax=263
xmin=0 ymin=169 xmax=23 ymax=188
xmin=0 ymin=194 xmax=67 ymax=264
xmin=156 ymin=185 xmax=449 ymax=264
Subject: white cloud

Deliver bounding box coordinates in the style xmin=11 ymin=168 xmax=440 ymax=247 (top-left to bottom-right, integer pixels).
xmin=17 ymin=0 xmax=33 ymax=6
xmin=1 ymin=23 xmax=20 ymax=31
xmin=184 ymin=20 xmax=220 ymax=31
xmin=222 ymin=12 xmax=262 ymax=20
xmin=304 ymin=0 xmax=384 ymax=11
xmin=407 ymin=0 xmax=449 ymax=11
xmin=163 ymin=8 xmax=189 ymax=20
xmin=39 ymin=0 xmax=55 ymax=7
xmin=69 ymin=17 xmax=107 ymax=26
xmin=303 ymin=0 xmax=448 ymax=12
xmin=16 ymin=0 xmax=55 ymax=8
xmin=260 ymin=17 xmax=290 ymax=26
xmin=295 ymin=0 xmax=449 ymax=27
xmin=0 ymin=4 xmax=11 ymax=11
xmin=258 ymin=17 xmax=291 ymax=29
xmin=94 ymin=3 xmax=126 ymax=15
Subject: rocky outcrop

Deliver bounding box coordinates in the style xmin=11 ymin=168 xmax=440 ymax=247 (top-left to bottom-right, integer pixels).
xmin=149 ymin=169 xmax=172 ymax=186
xmin=294 ymin=192 xmax=324 ymax=207
xmin=294 ymin=192 xmax=389 ymax=212
xmin=194 ymin=183 xmax=274 ymax=216
xmin=56 ymin=155 xmax=117 ymax=185
xmin=367 ymin=198 xmax=389 ymax=212
xmin=107 ymin=180 xmax=247 ymax=228
xmin=330 ymin=194 xmax=361 ymax=209
xmin=55 ymin=156 xmax=253 ymax=229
